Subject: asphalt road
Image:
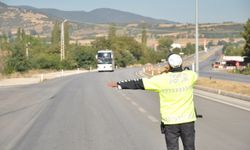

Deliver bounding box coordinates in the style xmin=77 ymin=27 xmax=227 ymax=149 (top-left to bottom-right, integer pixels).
xmin=0 ymin=68 xmax=250 ymax=150
xmin=159 ymin=46 xmax=250 ymax=83
xmin=198 ymin=49 xmax=250 ymax=83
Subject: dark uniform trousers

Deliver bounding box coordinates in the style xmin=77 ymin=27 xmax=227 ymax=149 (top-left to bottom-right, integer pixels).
xmin=163 ymin=121 xmax=195 ymax=150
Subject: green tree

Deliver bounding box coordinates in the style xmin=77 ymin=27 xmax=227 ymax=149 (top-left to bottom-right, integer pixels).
xmin=16 ymin=27 xmax=22 ymax=41
xmin=21 ymin=28 xmax=26 ymax=41
xmin=183 ymin=43 xmax=195 ymax=55
xmin=108 ymin=23 xmax=117 ymax=40
xmin=16 ymin=28 xmax=26 ymax=43
xmin=91 ymin=37 xmax=111 ymax=50
xmin=31 ymin=53 xmax=60 ymax=69
xmin=157 ymin=37 xmax=173 ymax=60
xmin=72 ymin=46 xmax=96 ymax=69
xmin=4 ymin=43 xmax=31 ymax=74
xmin=157 ymin=37 xmax=173 ymax=52
xmin=223 ymin=43 xmax=243 ymax=56
xmin=141 ymin=24 xmax=147 ymax=46
xmin=114 ymin=49 xmax=135 ymax=67
xmin=51 ymin=21 xmax=61 ymax=53
xmin=140 ymin=48 xmax=161 ymax=64
xmin=242 ymin=19 xmax=250 ymax=56
xmin=172 ymin=48 xmax=181 ymax=54
xmin=0 ymin=34 xmax=10 ymax=51
xmin=0 ymin=34 xmax=11 ymax=72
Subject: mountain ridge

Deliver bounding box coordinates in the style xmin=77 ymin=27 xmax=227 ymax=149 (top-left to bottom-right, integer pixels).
xmin=17 ymin=5 xmax=176 ymax=24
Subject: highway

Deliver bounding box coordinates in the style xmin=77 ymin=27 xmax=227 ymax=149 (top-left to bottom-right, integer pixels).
xmin=198 ymin=49 xmax=250 ymax=83
xmin=0 ymin=68 xmax=250 ymax=150
xmin=159 ymin=46 xmax=250 ymax=83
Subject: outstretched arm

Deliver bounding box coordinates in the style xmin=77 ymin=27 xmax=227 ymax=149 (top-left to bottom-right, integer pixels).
xmin=107 ymin=82 xmax=118 ymax=88
xmin=107 ymin=79 xmax=145 ymax=90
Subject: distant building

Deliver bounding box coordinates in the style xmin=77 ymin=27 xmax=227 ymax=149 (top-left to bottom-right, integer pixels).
xmin=222 ymin=56 xmax=246 ymax=70
xmin=212 ymin=56 xmax=249 ymax=70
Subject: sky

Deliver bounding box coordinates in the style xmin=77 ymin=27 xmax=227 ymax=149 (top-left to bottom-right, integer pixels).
xmin=1 ymin=0 xmax=250 ymax=23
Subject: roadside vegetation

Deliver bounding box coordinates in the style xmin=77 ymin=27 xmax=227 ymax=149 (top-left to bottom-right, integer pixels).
xmin=219 ymin=19 xmax=250 ymax=75
xmin=0 ymin=22 xmax=197 ymax=76
xmin=0 ymin=19 xmax=249 ymax=76
xmin=197 ymin=77 xmax=250 ymax=96
xmin=240 ymin=19 xmax=250 ymax=75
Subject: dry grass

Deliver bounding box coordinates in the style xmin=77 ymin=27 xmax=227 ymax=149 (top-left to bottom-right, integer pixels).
xmin=0 ymin=69 xmax=58 ymax=79
xmin=197 ymin=77 xmax=250 ymax=96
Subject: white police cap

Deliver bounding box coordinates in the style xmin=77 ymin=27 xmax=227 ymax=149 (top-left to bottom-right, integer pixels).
xmin=168 ymin=54 xmax=183 ymax=68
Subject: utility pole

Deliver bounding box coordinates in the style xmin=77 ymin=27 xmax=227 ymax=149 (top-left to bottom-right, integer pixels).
xmin=204 ymin=39 xmax=208 ymax=52
xmin=26 ymin=42 xmax=30 ymax=59
xmin=60 ymin=20 xmax=67 ymax=61
xmin=195 ymin=0 xmax=199 ymax=74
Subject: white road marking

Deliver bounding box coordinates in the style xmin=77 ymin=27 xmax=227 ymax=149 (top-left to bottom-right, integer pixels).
xmin=131 ymin=101 xmax=138 ymax=106
xmin=121 ymin=93 xmax=159 ymax=123
xmin=125 ymin=96 xmax=132 ymax=101
xmin=147 ymin=115 xmax=159 ymax=123
xmin=196 ymin=93 xmax=250 ymax=112
xmin=138 ymin=107 xmax=147 ymax=113
xmin=121 ymin=93 xmax=127 ymax=97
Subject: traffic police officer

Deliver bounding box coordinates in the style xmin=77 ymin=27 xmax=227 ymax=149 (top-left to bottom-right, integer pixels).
xmin=108 ymin=53 xmax=198 ymax=150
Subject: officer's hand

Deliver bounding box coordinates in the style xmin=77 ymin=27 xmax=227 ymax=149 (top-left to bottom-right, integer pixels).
xmin=160 ymin=65 xmax=170 ymax=74
xmin=107 ymin=82 xmax=118 ymax=88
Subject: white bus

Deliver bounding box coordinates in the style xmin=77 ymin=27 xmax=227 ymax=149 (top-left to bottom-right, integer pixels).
xmin=96 ymin=50 xmax=114 ymax=72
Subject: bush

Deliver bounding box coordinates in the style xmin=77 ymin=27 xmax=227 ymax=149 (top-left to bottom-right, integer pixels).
xmin=59 ymin=59 xmax=77 ymax=70
xmin=114 ymin=50 xmax=135 ymax=67
xmin=3 ymin=49 xmax=31 ymax=74
xmin=73 ymin=47 xmax=97 ymax=69
xmin=238 ymin=66 xmax=250 ymax=75
xmin=32 ymin=54 xmax=61 ymax=70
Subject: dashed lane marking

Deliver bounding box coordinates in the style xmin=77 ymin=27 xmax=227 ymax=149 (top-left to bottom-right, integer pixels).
xmin=147 ymin=115 xmax=159 ymax=123
xmin=121 ymin=94 xmax=159 ymax=123
xmin=138 ymin=107 xmax=147 ymax=113
xmin=125 ymin=96 xmax=132 ymax=101
xmin=131 ymin=101 xmax=138 ymax=106
xmin=121 ymin=93 xmax=127 ymax=97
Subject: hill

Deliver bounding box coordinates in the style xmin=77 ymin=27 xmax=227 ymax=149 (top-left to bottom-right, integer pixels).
xmin=0 ymin=2 xmax=244 ymax=43
xmin=18 ymin=6 xmax=176 ymax=24
xmin=0 ymin=3 xmax=55 ymax=37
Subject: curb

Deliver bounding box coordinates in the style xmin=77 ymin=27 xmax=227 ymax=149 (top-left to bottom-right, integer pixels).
xmin=0 ymin=70 xmax=94 ymax=87
xmin=195 ymin=85 xmax=250 ymax=102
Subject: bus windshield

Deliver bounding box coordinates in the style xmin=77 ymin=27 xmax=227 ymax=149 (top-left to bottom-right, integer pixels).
xmin=97 ymin=52 xmax=112 ymax=64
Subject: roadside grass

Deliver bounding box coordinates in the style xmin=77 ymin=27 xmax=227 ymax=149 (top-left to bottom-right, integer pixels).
xmin=0 ymin=69 xmax=60 ymax=79
xmin=232 ymin=66 xmax=250 ymax=75
xmin=197 ymin=77 xmax=250 ymax=96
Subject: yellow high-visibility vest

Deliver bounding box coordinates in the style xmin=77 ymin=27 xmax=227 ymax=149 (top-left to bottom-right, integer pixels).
xmin=143 ymin=70 xmax=198 ymax=125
